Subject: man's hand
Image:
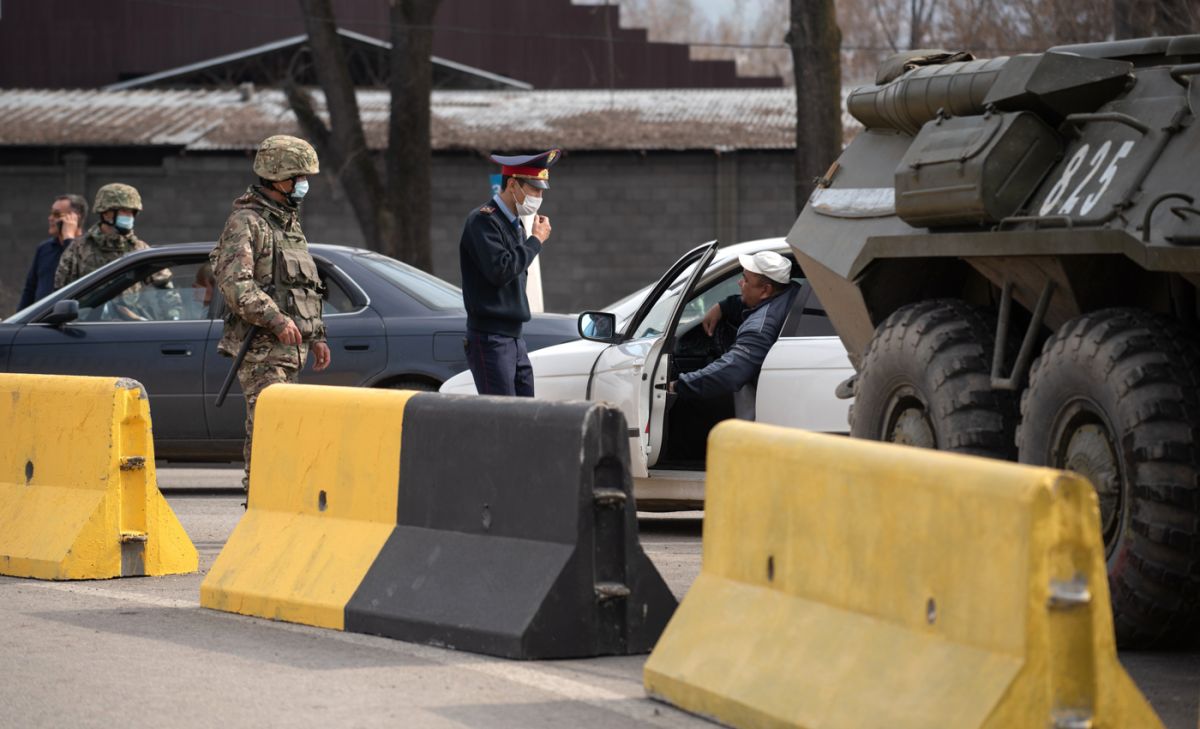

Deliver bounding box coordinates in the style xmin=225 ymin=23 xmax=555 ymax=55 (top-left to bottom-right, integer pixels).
xmin=668 ymin=380 xmax=677 ymax=394
xmin=312 ymin=341 xmax=331 ymax=372
xmin=701 ymin=303 xmax=723 ymax=336
xmin=114 ymin=304 xmax=146 ymax=321
xmin=59 ymin=212 xmax=81 ymax=240
xmin=276 ymin=318 xmax=302 ymax=346
xmin=531 ymin=214 xmax=551 ymax=243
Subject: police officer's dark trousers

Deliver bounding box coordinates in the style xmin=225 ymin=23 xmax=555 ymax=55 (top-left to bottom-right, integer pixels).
xmin=465 ymin=330 xmax=534 ymax=396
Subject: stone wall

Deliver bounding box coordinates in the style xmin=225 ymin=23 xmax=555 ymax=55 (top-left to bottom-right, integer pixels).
xmin=0 ymin=149 xmax=796 ymax=316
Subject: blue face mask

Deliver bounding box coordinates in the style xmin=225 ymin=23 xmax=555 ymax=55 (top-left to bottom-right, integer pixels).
xmin=289 ymin=178 xmax=309 ymax=203
xmin=114 ymin=214 xmax=135 ymax=234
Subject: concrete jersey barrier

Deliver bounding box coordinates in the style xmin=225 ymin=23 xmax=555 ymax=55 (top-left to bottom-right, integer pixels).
xmin=202 ymin=385 xmax=677 ymax=659
xmin=0 ymin=374 xmax=197 ymax=579
xmin=644 ymin=421 xmax=1163 ymax=729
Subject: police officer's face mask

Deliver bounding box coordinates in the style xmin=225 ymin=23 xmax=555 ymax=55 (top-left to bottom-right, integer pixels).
xmin=514 ymin=184 xmax=542 ymax=216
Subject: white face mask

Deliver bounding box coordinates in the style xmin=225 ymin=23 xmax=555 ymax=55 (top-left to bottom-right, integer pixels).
xmin=515 ymin=185 xmax=542 ymax=216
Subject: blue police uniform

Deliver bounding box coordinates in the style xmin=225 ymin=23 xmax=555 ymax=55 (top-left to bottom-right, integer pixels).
xmin=459 ymin=149 xmax=561 ymax=396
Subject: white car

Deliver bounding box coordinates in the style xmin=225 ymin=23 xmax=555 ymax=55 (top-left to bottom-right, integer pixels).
xmin=441 ymin=237 xmax=855 ymax=509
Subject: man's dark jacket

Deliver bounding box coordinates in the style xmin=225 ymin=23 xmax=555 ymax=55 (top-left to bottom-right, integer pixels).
xmin=458 ymin=201 xmax=542 ymax=338
xmin=19 ymin=237 xmax=71 ymax=309
xmin=676 ymin=282 xmax=800 ymax=399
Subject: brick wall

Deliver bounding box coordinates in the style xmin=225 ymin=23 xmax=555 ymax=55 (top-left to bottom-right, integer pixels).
xmin=0 ymin=149 xmax=794 ymax=316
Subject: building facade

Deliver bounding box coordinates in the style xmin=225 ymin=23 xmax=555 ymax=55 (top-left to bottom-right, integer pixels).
xmin=0 ymin=88 xmax=801 ymax=315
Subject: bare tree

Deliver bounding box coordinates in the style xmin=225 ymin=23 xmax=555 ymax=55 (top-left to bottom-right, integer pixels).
xmin=284 ymin=0 xmax=439 ymax=271
xmin=1113 ymin=0 xmax=1198 ymax=37
xmin=694 ymin=1 xmax=794 ymax=83
xmin=787 ymin=0 xmax=843 ymax=213
xmin=838 ymin=0 xmax=1113 ymax=83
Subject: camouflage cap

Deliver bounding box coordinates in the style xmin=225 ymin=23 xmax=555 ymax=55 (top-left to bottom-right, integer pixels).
xmin=253 ymin=135 xmax=320 ymax=181
xmin=93 ymin=183 xmax=143 ymax=213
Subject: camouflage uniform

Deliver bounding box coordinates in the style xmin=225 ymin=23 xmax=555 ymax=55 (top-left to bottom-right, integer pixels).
xmin=55 ymin=222 xmax=149 ymax=288
xmin=210 ymin=135 xmax=325 ymax=492
xmin=56 ymin=183 xmax=181 ymax=318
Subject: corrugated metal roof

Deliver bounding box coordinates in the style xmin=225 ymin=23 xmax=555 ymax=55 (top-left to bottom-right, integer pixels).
xmin=0 ymin=87 xmax=862 ymax=152
xmin=103 ymin=29 xmax=533 ymax=92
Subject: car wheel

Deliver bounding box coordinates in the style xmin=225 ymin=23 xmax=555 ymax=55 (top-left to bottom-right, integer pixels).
xmin=851 ymin=299 xmax=1019 ymax=459
xmin=1017 ymin=308 xmax=1200 ymax=647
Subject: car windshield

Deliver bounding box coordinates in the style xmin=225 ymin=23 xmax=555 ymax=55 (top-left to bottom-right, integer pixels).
xmin=355 ymin=253 xmax=463 ymax=310
xmin=5 ymin=299 xmax=44 ymax=323
xmin=628 ymin=260 xmax=703 ymax=339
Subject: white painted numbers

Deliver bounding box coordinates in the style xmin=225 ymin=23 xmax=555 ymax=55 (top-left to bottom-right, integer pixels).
xmin=1039 ymin=140 xmax=1136 ymax=217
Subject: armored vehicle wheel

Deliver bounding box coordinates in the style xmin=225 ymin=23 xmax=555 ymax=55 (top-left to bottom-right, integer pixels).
xmin=851 ymin=299 xmax=1018 ymax=459
xmin=1018 ymin=309 xmax=1200 ymax=646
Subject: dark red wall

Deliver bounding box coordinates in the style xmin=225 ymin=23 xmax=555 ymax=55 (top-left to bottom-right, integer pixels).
xmin=0 ymin=0 xmax=778 ymax=89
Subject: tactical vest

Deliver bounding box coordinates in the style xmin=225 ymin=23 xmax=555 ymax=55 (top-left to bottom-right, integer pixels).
xmin=272 ymin=230 xmax=324 ymax=340
xmin=223 ymin=226 xmax=324 ymax=345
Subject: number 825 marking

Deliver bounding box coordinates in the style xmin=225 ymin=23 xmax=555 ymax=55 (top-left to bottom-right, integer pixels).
xmin=1039 ymin=140 xmax=1136 ymax=217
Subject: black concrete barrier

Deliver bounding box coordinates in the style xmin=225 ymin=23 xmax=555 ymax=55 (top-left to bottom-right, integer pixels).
xmin=346 ymin=395 xmax=677 ymax=659
xmin=202 ymin=385 xmax=677 ymax=660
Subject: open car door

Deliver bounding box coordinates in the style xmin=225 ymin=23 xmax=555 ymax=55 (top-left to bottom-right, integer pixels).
xmin=587 ymin=240 xmax=718 ymax=476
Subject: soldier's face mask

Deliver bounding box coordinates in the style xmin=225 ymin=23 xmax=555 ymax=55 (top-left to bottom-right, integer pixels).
xmin=106 ymin=211 xmax=135 ymax=234
xmin=288 ymin=177 xmax=310 ymax=204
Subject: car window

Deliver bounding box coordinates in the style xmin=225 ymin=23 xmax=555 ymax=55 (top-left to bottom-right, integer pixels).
xmin=77 ymin=261 xmax=203 ymax=322
xmin=322 ymin=274 xmax=356 ymax=315
xmin=355 ymin=253 xmax=463 ymax=310
xmin=675 ymin=252 xmax=801 ymax=333
xmin=678 ymin=270 xmax=742 ymax=331
xmin=630 ymin=271 xmax=688 ymax=339
xmin=793 ymin=291 xmax=837 ymax=337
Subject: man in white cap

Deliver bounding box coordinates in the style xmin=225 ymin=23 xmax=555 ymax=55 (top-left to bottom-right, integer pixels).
xmin=668 ymin=250 xmax=800 ymax=420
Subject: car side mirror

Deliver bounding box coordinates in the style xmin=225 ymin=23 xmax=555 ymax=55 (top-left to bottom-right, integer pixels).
xmin=43 ymin=299 xmax=79 ymax=326
xmin=578 ymin=311 xmax=618 ymax=343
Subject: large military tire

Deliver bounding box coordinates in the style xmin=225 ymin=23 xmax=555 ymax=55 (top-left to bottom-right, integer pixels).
xmin=1018 ymin=309 xmax=1200 ymax=647
xmin=851 ymin=299 xmax=1018 ymax=459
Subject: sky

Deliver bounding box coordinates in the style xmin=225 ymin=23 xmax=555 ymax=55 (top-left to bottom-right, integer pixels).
xmin=692 ymin=0 xmax=767 ymax=25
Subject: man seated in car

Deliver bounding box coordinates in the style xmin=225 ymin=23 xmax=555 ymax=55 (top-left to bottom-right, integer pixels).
xmin=668 ymin=251 xmax=800 ymax=420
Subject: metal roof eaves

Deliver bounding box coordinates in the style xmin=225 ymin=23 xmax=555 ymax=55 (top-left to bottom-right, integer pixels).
xmin=106 ymin=29 xmax=532 ymax=92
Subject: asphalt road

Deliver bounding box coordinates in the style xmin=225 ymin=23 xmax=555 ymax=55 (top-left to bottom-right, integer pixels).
xmin=0 ymin=466 xmax=1196 ymax=729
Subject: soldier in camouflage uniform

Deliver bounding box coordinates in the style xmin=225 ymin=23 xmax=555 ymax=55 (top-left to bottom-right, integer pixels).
xmin=210 ymin=135 xmax=331 ymax=495
xmin=56 ymin=183 xmax=181 ymax=319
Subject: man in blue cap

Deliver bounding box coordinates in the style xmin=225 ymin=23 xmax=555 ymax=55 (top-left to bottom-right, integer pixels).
xmin=459 ymin=149 xmax=561 ymax=396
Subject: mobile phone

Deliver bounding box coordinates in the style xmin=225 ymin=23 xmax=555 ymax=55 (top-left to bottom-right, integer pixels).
xmin=57 ymin=220 xmax=63 ymax=235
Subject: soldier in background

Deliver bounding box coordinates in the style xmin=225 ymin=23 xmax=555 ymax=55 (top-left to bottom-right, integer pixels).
xmin=56 ymin=183 xmax=151 ymax=286
xmin=210 ymin=134 xmax=331 ymax=497
xmin=56 ymin=183 xmax=181 ymax=320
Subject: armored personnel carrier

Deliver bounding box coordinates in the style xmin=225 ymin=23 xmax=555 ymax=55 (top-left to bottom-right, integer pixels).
xmin=788 ymin=36 xmax=1200 ymax=645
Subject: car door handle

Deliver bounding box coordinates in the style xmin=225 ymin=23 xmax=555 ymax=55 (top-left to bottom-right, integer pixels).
xmin=343 ymin=342 xmax=370 ymax=351
xmin=161 ymin=345 xmax=191 ymax=356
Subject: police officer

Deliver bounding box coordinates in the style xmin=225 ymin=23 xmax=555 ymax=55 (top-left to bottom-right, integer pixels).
xmin=55 ymin=183 xmax=152 ymax=287
xmin=459 ymin=149 xmax=560 ymax=396
xmin=210 ymin=134 xmax=331 ymax=496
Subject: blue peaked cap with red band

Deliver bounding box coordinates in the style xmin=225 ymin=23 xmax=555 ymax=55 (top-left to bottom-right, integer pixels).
xmin=490 ymin=149 xmax=562 ymax=189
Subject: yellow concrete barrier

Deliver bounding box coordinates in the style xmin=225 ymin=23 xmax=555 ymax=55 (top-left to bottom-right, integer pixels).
xmin=0 ymin=374 xmax=197 ymax=579
xmin=644 ymin=421 xmax=1163 ymax=729
xmin=201 ymin=386 xmax=417 ymax=630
